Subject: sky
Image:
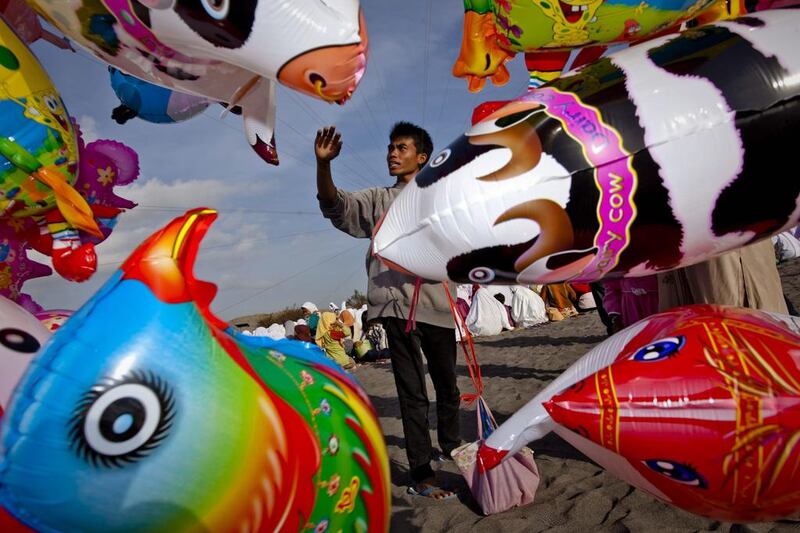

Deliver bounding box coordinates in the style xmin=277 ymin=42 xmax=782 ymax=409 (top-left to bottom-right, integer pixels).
xmin=22 ymin=1 xmax=529 ymax=321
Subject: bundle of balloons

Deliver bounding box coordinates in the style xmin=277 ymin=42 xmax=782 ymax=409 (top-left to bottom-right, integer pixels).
xmin=452 ymin=0 xmax=792 ymax=90
xmin=24 ymin=0 xmax=369 ymax=165
xmin=0 ymin=15 xmax=139 ymax=304
xmin=373 ymin=8 xmax=800 ymax=522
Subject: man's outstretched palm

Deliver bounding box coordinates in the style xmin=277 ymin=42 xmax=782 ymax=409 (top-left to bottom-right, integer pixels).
xmin=315 ymin=126 xmax=342 ymax=161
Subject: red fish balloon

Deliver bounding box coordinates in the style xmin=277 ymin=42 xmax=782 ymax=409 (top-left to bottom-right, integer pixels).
xmin=474 ymin=305 xmax=800 ymax=521
xmin=374 ymin=11 xmax=800 ymax=286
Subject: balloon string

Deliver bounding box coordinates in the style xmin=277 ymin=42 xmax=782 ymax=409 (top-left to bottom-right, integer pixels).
xmin=404 ymin=276 xmax=423 ymax=333
xmin=442 ymin=282 xmax=484 ymax=405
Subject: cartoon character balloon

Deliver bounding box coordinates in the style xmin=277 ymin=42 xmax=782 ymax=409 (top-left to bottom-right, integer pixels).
xmin=0 ymin=17 xmax=107 ymax=282
xmin=0 ymin=296 xmax=49 ymax=418
xmin=0 ymin=208 xmax=390 ymax=532
xmin=109 ymin=67 xmax=210 ymax=125
xmin=374 ymin=11 xmax=800 ymax=285
xmin=472 ymin=305 xmax=800 ymax=521
xmin=0 ymin=119 xmax=139 ymax=307
xmin=26 ymin=0 xmax=368 ymax=165
xmin=453 ymin=0 xmax=746 ymax=90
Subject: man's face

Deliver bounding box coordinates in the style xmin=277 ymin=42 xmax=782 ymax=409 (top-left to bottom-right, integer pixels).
xmin=302 ymin=308 xmax=311 ymax=318
xmin=387 ymin=136 xmax=427 ymax=178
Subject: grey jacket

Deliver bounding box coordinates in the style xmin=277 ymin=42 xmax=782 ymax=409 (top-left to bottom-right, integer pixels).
xmin=319 ymin=183 xmax=455 ymax=329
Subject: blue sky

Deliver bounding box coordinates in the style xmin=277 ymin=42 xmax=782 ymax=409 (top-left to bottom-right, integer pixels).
xmin=23 ymin=1 xmax=528 ymax=320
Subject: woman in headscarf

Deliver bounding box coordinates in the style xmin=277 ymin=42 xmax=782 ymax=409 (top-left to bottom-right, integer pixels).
xmin=539 ymin=283 xmax=579 ymax=321
xmin=315 ymin=311 xmax=356 ymax=369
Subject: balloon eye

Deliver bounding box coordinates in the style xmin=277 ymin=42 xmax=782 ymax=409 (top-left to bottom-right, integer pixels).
xmin=644 ymin=459 xmax=708 ymax=488
xmin=631 ymin=336 xmax=684 ymax=362
xmin=200 ymin=0 xmax=229 ymax=19
xmin=44 ymin=96 xmax=58 ymax=112
xmin=430 ymin=149 xmax=451 ymax=168
xmin=469 ymin=266 xmax=495 ymax=283
xmin=0 ymin=328 xmax=40 ymax=353
xmin=69 ymin=372 xmax=174 ymax=468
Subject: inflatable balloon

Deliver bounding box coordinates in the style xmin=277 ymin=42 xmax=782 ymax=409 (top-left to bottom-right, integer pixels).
xmin=0 ymin=222 xmax=50 ymax=313
xmin=453 ymin=0 xmax=746 ymax=90
xmin=471 ymin=305 xmax=800 ymax=521
xmin=374 ymin=11 xmax=800 ymax=286
xmin=33 ymin=308 xmax=71 ymax=332
xmin=0 ymin=296 xmax=49 ymax=417
xmin=0 ymin=17 xmax=107 ymax=282
xmin=0 ymin=208 xmax=390 ymax=532
xmin=27 ymin=0 xmax=368 ymax=165
xmin=0 ymin=0 xmax=72 ymax=49
xmin=0 ymin=119 xmax=138 ymax=307
xmin=109 ymin=67 xmax=210 ymax=125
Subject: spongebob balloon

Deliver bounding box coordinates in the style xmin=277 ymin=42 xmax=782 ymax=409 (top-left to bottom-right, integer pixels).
xmin=0 ymin=18 xmax=108 ymax=282
xmin=453 ymin=0 xmax=748 ymax=91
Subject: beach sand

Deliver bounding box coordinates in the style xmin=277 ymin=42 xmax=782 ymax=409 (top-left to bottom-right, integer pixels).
xmin=352 ymin=261 xmax=800 ymax=532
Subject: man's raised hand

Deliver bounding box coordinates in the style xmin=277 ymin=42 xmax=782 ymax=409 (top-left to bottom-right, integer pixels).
xmin=315 ymin=126 xmax=342 ymax=162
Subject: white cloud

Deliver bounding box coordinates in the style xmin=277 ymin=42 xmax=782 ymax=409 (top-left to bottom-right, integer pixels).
xmin=76 ymin=114 xmax=99 ymax=142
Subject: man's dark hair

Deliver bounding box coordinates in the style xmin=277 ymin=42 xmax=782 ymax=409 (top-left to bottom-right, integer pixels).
xmin=390 ymin=121 xmax=433 ymax=167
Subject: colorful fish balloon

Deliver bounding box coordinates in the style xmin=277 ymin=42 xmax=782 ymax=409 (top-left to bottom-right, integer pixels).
xmin=471 ymin=305 xmax=800 ymax=521
xmin=26 ymin=0 xmax=368 ymax=165
xmin=453 ymin=0 xmax=747 ymax=90
xmin=374 ymin=11 xmax=800 ymax=286
xmin=0 ymin=208 xmax=390 ymax=532
xmin=0 ymin=296 xmax=48 ymax=418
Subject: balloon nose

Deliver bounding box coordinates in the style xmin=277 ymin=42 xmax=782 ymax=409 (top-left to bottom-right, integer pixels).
xmin=277 ymin=10 xmax=368 ymax=103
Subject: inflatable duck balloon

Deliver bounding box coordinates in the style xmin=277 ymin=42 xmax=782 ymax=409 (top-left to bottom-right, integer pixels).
xmin=0 ymin=208 xmax=390 ymax=532
xmin=27 ymin=0 xmax=368 ymax=165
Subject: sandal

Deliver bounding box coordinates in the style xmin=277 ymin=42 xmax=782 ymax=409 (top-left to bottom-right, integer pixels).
xmin=407 ymin=482 xmax=457 ymax=500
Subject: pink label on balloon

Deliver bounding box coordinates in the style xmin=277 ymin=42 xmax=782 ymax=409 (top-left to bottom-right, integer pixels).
xmin=523 ymin=87 xmax=638 ymax=281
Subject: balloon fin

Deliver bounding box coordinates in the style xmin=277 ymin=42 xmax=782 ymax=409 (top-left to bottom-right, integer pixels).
xmin=34 ymin=167 xmax=102 ymax=237
xmin=242 ymin=78 xmax=279 ymax=165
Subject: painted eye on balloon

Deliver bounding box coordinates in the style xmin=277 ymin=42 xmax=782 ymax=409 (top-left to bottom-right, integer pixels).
xmin=44 ymin=95 xmax=59 ymax=112
xmin=631 ymin=336 xmax=684 ymax=362
xmin=643 ymin=459 xmax=708 ymax=488
xmin=69 ymin=371 xmax=174 ymax=468
xmin=469 ymin=266 xmax=496 ymax=283
xmin=200 ymin=0 xmax=229 ymax=20
xmin=430 ymin=149 xmax=451 ymax=168
xmin=0 ymin=328 xmax=40 ymax=354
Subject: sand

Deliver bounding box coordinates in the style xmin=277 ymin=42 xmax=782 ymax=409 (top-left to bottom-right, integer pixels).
xmin=352 ymin=261 xmax=800 ymax=532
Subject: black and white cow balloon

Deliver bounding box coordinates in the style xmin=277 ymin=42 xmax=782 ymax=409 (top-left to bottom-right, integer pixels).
xmin=373 ymin=10 xmax=800 ymax=285
xmin=28 ymin=0 xmax=367 ymax=165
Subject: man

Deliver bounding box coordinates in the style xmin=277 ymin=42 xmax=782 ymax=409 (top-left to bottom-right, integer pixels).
xmin=315 ymin=122 xmax=460 ymax=500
